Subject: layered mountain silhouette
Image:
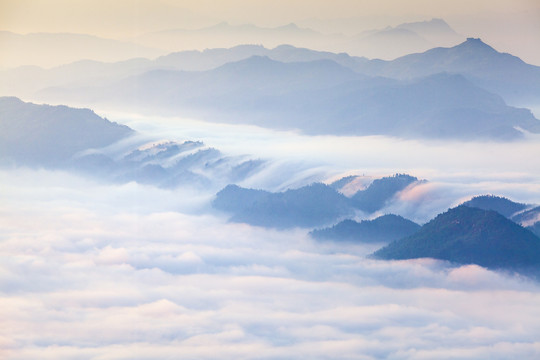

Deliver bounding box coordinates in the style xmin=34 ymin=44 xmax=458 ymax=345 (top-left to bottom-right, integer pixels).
xmin=132 ymin=19 xmax=463 ymax=60
xmin=134 ymin=22 xmax=323 ymax=54
xmin=310 ymin=214 xmax=420 ymax=243
xmin=350 ymin=174 xmax=418 ymax=213
xmin=357 ymin=38 xmax=540 ymax=104
xmin=373 ymin=205 xmax=540 ymax=273
xmin=510 ymin=206 xmax=540 ymax=238
xmin=4 ymin=36 xmax=539 ymax=141
xmin=154 ymin=44 xmax=369 ymax=72
xmin=0 ymin=97 xmax=265 ymax=189
xmin=213 ymin=174 xmax=420 ymax=228
xmin=516 ymin=209 xmax=540 ymax=238
xmin=462 ymin=195 xmax=528 ymax=218
xmin=0 ymin=96 xmax=133 ymax=166
xmin=394 ymin=18 xmax=462 ymax=45
xmin=461 ymin=195 xmax=540 ymax=237
xmin=213 ymin=183 xmax=353 ymax=229
xmin=5 ymin=33 xmax=538 ymax=108
xmin=512 ymin=206 xmax=540 ymax=228
xmin=37 ymin=53 xmax=540 ymax=140
xmin=0 ymin=44 xmax=368 ymax=99
xmin=347 ymin=19 xmax=463 ymax=60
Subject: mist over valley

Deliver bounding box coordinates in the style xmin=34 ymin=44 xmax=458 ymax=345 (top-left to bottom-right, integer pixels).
xmin=2 ymin=3 xmax=540 ymax=359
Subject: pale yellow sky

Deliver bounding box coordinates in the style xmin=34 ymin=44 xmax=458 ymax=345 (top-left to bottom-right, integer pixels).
xmin=1 ymin=0 xmax=539 ymax=64
xmin=1 ymin=0 xmax=538 ymax=37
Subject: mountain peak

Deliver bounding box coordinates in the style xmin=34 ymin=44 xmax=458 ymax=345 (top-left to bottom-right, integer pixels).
xmin=459 ymin=37 xmax=496 ymax=51
xmin=394 ymin=18 xmax=458 ymax=35
xmin=466 ymin=37 xmax=482 ymax=42
xmin=373 ymin=205 xmax=540 ymax=271
xmin=462 ymin=195 xmax=528 ymax=218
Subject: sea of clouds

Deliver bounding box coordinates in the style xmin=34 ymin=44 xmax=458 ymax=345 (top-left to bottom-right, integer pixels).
xmin=2 ymin=112 xmax=540 ymax=359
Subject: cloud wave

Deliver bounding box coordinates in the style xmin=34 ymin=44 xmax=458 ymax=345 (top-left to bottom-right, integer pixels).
xmin=1 ymin=169 xmax=540 ymax=359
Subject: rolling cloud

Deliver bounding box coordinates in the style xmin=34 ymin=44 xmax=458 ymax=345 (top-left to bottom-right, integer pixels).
xmin=1 ymin=166 xmax=540 ymax=359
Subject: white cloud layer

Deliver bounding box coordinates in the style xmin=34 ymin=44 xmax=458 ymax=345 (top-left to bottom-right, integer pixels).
xmin=1 ymin=166 xmax=540 ymax=359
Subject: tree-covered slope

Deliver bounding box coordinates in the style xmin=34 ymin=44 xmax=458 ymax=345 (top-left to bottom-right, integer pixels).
xmin=0 ymin=96 xmax=133 ymax=166
xmin=351 ymin=174 xmax=418 ymax=213
xmin=213 ymin=183 xmax=353 ymax=229
xmin=373 ymin=205 xmax=540 ymax=270
xmin=310 ymin=214 xmax=420 ymax=243
xmin=462 ymin=195 xmax=528 ymax=218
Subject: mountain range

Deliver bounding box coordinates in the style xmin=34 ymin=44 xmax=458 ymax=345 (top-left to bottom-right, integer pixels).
xmin=0 ymin=97 xmax=266 ymax=189
xmin=213 ymin=179 xmax=540 ymax=275
xmin=213 ymin=183 xmax=354 ymax=229
xmin=6 ymin=36 xmax=538 ymax=110
xmin=462 ymin=195 xmax=529 ymax=218
xmin=350 ymin=174 xmax=419 ymax=213
xmin=132 ymin=19 xmax=463 ymax=60
xmin=461 ymin=195 xmax=540 ymax=237
xmin=3 ymin=96 xmax=540 ymax=274
xmin=0 ymin=96 xmax=132 ymax=166
xmin=213 ymin=174 xmax=421 ymax=228
xmin=0 ymin=19 xmax=461 ymax=71
xmin=373 ymin=205 xmax=540 ymax=275
xmin=134 ymin=22 xmax=323 ymax=54
xmin=310 ymin=214 xmax=420 ymax=244
xmin=34 ymin=44 xmax=540 ymax=140
xmin=347 ymin=18 xmax=463 ymax=60
xmin=356 ymin=37 xmax=540 ymax=105
xmin=3 ymin=36 xmax=540 ymax=141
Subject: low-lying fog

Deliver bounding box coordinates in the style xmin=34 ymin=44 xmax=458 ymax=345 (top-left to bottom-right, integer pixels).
xmin=2 ymin=110 xmax=540 ymax=359
xmin=108 ymin=110 xmax=540 ymax=209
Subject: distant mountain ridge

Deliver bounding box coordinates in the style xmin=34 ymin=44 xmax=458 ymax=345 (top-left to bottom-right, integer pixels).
xmin=356 ymin=38 xmax=540 ymax=104
xmin=0 ymin=96 xmax=133 ymax=166
xmin=36 ymin=52 xmax=540 ymax=140
xmin=351 ymin=174 xmax=418 ymax=213
xmin=0 ymin=97 xmax=267 ymax=190
xmin=213 ymin=183 xmax=354 ymax=229
xmin=4 ymin=37 xmax=540 ymax=141
xmin=212 ymin=174 xmax=422 ymax=228
xmin=133 ymin=18 xmax=463 ymax=60
xmin=348 ymin=18 xmax=463 ymax=60
xmin=133 ymin=21 xmax=324 ymax=55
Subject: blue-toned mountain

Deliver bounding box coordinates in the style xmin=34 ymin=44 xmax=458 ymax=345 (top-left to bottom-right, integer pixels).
xmin=213 ymin=183 xmax=353 ymax=229
xmin=351 ymin=174 xmax=419 ymax=213
xmin=38 ymin=55 xmax=540 ymax=140
xmin=358 ymin=38 xmax=540 ymax=104
xmin=0 ymin=97 xmax=265 ymax=189
xmin=310 ymin=214 xmax=420 ymax=244
xmin=0 ymin=96 xmax=133 ymax=166
xmin=373 ymin=205 xmax=540 ymax=273
xmin=462 ymin=195 xmax=528 ymax=218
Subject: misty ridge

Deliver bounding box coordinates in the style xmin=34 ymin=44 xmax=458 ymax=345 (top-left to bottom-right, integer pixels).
xmin=0 ymin=18 xmax=462 ymax=69
xmin=3 ymin=35 xmax=540 ymax=141
xmin=0 ymin=97 xmax=268 ymax=191
xmin=2 ymin=94 xmax=540 ymax=277
xmin=2 ymin=15 xmax=540 ymax=276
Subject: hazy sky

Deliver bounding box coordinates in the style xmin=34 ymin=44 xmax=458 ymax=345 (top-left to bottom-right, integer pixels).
xmin=0 ymin=0 xmax=537 ymax=36
xmin=2 ymin=0 xmax=539 ymax=65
